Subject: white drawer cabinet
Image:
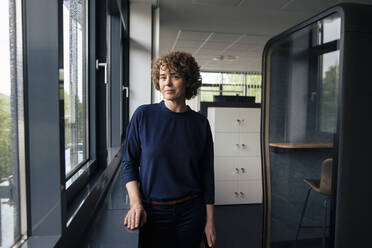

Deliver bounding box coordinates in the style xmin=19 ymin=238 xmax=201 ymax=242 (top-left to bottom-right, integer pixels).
xmin=208 ymin=107 xmax=262 ymax=205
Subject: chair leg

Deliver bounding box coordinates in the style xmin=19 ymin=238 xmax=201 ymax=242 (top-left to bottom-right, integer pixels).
xmin=295 ymin=188 xmax=312 ymax=247
xmin=322 ymin=198 xmax=329 ymax=248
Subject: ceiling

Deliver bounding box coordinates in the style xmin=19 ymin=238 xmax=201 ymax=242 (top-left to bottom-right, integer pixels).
xmin=157 ymin=0 xmax=372 ymax=73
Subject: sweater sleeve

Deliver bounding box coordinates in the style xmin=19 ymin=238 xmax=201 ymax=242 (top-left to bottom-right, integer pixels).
xmin=122 ymin=108 xmax=142 ymax=185
xmin=201 ymin=120 xmax=215 ymax=204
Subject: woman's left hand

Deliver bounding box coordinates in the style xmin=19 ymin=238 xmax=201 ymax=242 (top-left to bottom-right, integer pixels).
xmin=204 ymin=220 xmax=216 ymax=247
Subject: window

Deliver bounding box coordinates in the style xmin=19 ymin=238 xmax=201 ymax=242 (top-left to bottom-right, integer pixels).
xmin=200 ymin=72 xmax=221 ymax=102
xmin=63 ymin=0 xmax=88 ymax=178
xmin=0 ymin=0 xmax=26 ymax=246
xmin=246 ymin=73 xmax=262 ymax=103
xmin=222 ymin=73 xmax=244 ymax=96
xmin=200 ymin=72 xmax=262 ymax=103
xmin=319 ymin=13 xmax=341 ymax=45
xmin=319 ymin=51 xmax=339 ymax=133
xmin=316 ymin=14 xmax=340 ymax=134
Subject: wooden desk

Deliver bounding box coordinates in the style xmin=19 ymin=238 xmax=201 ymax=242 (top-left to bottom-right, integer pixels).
xmin=269 ymin=142 xmax=333 ymax=149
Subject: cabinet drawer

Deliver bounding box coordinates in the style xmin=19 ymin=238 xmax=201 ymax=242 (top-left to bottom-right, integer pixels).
xmin=214 ymin=133 xmax=240 ymax=156
xmin=213 ymin=108 xmax=240 ymax=132
xmin=237 ymin=180 xmax=262 ymax=204
xmin=238 ymin=108 xmax=261 ymax=132
xmin=236 ymin=157 xmax=262 ymax=180
xmin=214 ymin=157 xmax=238 ymax=181
xmin=215 ymin=181 xmax=239 ymax=205
xmin=239 ymin=133 xmax=261 ymax=156
xmin=215 ymin=133 xmax=261 ymax=156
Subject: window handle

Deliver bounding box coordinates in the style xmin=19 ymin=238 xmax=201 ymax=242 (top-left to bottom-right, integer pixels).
xmin=122 ymin=86 xmax=129 ymax=98
xmin=96 ymin=59 xmax=108 ymax=85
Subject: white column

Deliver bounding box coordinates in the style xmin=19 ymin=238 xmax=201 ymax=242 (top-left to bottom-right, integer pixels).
xmin=129 ymin=3 xmax=152 ymax=118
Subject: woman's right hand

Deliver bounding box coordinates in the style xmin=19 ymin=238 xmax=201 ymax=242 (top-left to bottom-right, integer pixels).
xmin=123 ymin=203 xmax=147 ymax=230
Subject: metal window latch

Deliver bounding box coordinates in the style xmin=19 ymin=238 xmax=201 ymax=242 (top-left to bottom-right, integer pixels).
xmin=96 ymin=59 xmax=108 ymax=85
xmin=122 ymin=86 xmax=129 ymax=98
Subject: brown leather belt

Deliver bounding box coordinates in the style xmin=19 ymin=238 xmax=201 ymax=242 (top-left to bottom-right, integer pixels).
xmin=143 ymin=193 xmax=199 ymax=205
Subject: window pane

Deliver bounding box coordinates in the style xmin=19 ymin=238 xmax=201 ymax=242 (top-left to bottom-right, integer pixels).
xmin=200 ymin=85 xmax=219 ymax=102
xmin=200 ymin=72 xmax=262 ymax=102
xmin=201 ymin=72 xmax=221 ymax=85
xmin=322 ymin=13 xmax=341 ymax=44
xmin=200 ymin=72 xmax=221 ymax=102
xmin=320 ymin=51 xmax=340 ymax=133
xmin=246 ymin=74 xmax=262 ymax=103
xmin=222 ymin=84 xmax=244 ymax=96
xmin=63 ymin=0 xmax=88 ymax=176
xmin=0 ymin=0 xmax=24 ymax=246
xmin=222 ymin=73 xmax=244 ymax=96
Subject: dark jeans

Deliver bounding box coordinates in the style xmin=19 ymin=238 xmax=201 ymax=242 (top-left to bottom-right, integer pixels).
xmin=139 ymin=195 xmax=206 ymax=248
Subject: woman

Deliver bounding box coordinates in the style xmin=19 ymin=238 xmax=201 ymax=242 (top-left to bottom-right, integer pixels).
xmin=122 ymin=51 xmax=216 ymax=248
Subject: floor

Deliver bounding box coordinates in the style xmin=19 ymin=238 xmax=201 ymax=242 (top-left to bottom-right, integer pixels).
xmin=81 ymin=168 xmax=264 ymax=248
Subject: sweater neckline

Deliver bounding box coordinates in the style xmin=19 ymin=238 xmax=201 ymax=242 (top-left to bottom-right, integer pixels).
xmin=160 ymin=100 xmax=191 ymax=115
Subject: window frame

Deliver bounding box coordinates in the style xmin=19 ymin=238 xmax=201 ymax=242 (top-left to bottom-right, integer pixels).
xmin=58 ymin=0 xmax=100 ymax=221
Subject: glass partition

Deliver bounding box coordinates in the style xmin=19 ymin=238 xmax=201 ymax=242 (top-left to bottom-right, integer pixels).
xmin=265 ymin=12 xmax=341 ymax=247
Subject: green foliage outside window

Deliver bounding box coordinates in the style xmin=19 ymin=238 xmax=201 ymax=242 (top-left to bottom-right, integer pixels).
xmin=200 ymin=85 xmax=219 ymax=102
xmin=64 ymin=90 xmax=84 ymax=149
xmin=320 ymin=65 xmax=338 ymax=133
xmin=0 ymin=94 xmax=12 ymax=179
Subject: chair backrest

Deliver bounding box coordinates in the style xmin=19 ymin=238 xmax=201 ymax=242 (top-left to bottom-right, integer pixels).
xmin=320 ymin=158 xmax=333 ymax=195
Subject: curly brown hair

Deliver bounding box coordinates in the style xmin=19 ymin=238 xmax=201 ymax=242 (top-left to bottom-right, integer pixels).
xmin=152 ymin=51 xmax=202 ymax=100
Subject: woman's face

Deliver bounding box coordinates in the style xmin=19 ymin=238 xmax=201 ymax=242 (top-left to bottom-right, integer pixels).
xmin=159 ymin=66 xmax=185 ymax=101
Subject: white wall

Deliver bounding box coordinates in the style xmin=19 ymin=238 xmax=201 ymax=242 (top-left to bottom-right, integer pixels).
xmin=129 ymin=3 xmax=152 ymax=117
xmin=152 ymin=7 xmax=162 ymax=104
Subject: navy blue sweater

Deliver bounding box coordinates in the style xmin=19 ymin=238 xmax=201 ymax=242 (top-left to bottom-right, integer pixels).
xmin=122 ymin=100 xmax=215 ymax=204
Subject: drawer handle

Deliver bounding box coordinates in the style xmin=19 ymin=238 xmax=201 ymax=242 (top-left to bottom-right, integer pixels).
xmin=235 ymin=119 xmax=241 ymax=125
xmin=240 ymin=168 xmax=245 ymax=173
xmin=233 ymin=168 xmax=240 ymax=175
xmin=241 ymin=144 xmax=247 ymax=149
xmin=235 ymin=144 xmax=241 ymax=149
xmin=234 ymin=192 xmax=239 ymax=198
xmin=239 ymin=192 xmax=245 ymax=199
